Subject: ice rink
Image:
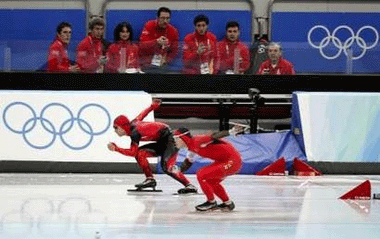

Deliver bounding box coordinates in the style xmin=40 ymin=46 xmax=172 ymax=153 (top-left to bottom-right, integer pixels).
xmin=0 ymin=173 xmax=379 ymax=239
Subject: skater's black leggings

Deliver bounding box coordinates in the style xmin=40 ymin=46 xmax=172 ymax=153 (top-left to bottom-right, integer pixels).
xmin=139 ymin=129 xmax=190 ymax=186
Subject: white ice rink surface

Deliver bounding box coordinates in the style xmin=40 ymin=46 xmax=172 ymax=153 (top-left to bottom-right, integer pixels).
xmin=0 ymin=174 xmax=379 ymax=239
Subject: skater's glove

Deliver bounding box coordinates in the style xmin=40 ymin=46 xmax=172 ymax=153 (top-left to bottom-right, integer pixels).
xmin=107 ymin=142 xmax=118 ymax=151
xmin=151 ymin=99 xmax=161 ymax=110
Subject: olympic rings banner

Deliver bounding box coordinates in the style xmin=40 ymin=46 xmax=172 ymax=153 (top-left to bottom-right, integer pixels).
xmin=271 ymin=12 xmax=380 ymax=73
xmin=0 ymin=90 xmax=153 ymax=162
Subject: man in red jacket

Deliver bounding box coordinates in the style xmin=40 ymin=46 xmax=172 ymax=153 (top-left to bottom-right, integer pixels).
xmin=76 ymin=17 xmax=108 ymax=73
xmin=107 ymin=99 xmax=197 ymax=194
xmin=183 ymin=15 xmax=217 ymax=74
xmin=47 ymin=22 xmax=79 ymax=72
xmin=256 ymin=42 xmax=295 ymax=75
xmin=216 ymin=21 xmax=250 ymax=74
xmin=139 ymin=7 xmax=179 ymax=71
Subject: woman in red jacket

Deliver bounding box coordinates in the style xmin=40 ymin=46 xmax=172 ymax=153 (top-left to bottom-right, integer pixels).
xmin=106 ymin=22 xmax=139 ymax=73
xmin=182 ymin=15 xmax=218 ymax=74
xmin=47 ymin=22 xmax=79 ymax=72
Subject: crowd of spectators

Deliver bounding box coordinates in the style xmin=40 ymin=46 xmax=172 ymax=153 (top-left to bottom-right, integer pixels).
xmin=47 ymin=7 xmax=295 ymax=75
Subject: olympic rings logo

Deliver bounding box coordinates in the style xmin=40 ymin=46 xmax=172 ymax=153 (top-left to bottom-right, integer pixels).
xmin=2 ymin=102 xmax=111 ymax=150
xmin=308 ymin=25 xmax=379 ymax=60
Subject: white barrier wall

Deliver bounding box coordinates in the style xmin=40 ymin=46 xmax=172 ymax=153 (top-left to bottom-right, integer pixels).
xmin=0 ymin=90 xmax=153 ymax=162
xmin=293 ymin=92 xmax=380 ymax=163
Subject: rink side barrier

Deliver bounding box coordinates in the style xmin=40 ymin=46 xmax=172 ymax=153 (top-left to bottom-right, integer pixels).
xmin=1 ymin=74 xmax=380 ymax=174
xmin=0 ymin=90 xmax=154 ymax=165
xmin=291 ymin=92 xmax=380 ymax=174
xmin=1 ymin=73 xmax=380 ymax=93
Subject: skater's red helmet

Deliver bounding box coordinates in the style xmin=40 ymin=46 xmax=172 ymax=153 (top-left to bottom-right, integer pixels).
xmin=113 ymin=115 xmax=131 ymax=134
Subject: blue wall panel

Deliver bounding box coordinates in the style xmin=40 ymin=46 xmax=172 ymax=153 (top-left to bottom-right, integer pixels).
xmin=0 ymin=9 xmax=86 ymax=71
xmin=0 ymin=8 xmax=251 ymax=71
xmin=271 ymin=12 xmax=380 ymax=74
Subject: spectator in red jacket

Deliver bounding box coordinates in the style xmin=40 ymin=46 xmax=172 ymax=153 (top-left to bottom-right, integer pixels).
xmin=256 ymin=42 xmax=295 ymax=75
xmin=216 ymin=21 xmax=250 ymax=74
xmin=47 ymin=22 xmax=79 ymax=72
xmin=76 ymin=17 xmax=108 ymax=73
xmin=183 ymin=15 xmax=218 ymax=74
xmin=106 ymin=22 xmax=139 ymax=73
xmin=139 ymin=7 xmax=179 ymax=72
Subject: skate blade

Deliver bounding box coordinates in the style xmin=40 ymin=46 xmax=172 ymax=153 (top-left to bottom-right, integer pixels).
xmin=127 ymin=189 xmax=163 ymax=193
xmin=219 ymin=208 xmax=234 ymax=212
xmin=195 ymin=208 xmax=234 ymax=213
xmin=195 ymin=207 xmax=219 ymax=212
xmin=173 ymin=192 xmax=203 ymax=196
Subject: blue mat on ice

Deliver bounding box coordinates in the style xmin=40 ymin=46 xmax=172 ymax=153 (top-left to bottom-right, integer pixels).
xmin=157 ymin=130 xmax=307 ymax=175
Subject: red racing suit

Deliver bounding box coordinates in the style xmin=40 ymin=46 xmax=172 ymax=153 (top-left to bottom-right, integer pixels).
xmin=76 ymin=34 xmax=105 ymax=73
xmin=216 ymin=38 xmax=250 ymax=74
xmin=112 ymin=102 xmax=190 ymax=186
xmin=256 ymin=57 xmax=295 ymax=75
xmin=47 ymin=38 xmax=70 ymax=72
xmin=106 ymin=40 xmax=139 ymax=73
xmin=181 ymin=134 xmax=242 ymax=202
xmin=182 ymin=31 xmax=218 ymax=74
xmin=139 ymin=20 xmax=179 ymax=68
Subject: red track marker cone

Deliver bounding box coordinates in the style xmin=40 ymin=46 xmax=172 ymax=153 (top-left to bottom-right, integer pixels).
xmin=256 ymin=157 xmax=286 ymax=176
xmin=293 ymin=157 xmax=322 ymax=176
xmin=339 ymin=180 xmax=371 ymax=200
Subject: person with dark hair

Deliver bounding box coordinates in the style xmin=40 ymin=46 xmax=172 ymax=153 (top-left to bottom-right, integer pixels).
xmin=173 ymin=126 xmax=243 ymax=211
xmin=107 ymin=99 xmax=197 ymax=194
xmin=139 ymin=7 xmax=179 ymax=72
xmin=183 ymin=14 xmax=217 ymax=74
xmin=256 ymin=42 xmax=295 ymax=75
xmin=216 ymin=21 xmax=250 ymax=74
xmin=76 ymin=17 xmax=108 ymax=73
xmin=106 ymin=22 xmax=139 ymax=73
xmin=47 ymin=22 xmax=79 ymax=72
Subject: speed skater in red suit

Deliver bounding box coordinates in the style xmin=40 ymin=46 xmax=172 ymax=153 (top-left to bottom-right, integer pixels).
xmin=107 ymin=99 xmax=197 ymax=194
xmin=174 ymin=126 xmax=243 ymax=211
